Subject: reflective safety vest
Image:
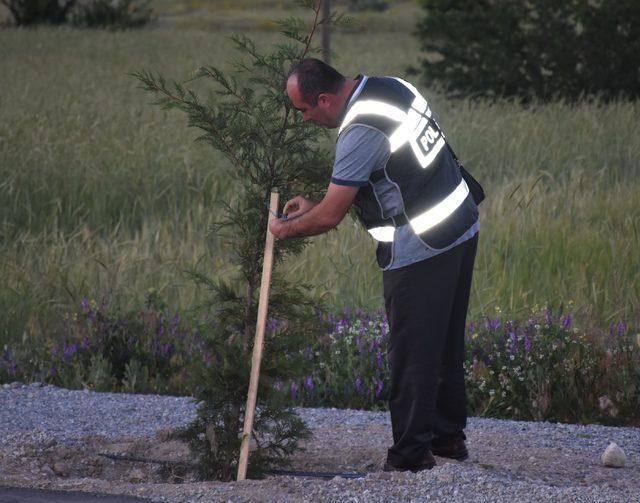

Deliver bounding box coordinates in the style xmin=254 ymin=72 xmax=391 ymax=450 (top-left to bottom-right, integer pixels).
xmin=338 ymin=76 xmax=478 ymax=268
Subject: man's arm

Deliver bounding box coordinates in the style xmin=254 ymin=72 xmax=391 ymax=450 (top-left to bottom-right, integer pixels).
xmin=269 ymin=183 xmax=359 ymax=239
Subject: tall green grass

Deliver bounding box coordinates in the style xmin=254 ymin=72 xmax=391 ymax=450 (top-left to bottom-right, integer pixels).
xmin=1 ymin=8 xmax=639 ymax=350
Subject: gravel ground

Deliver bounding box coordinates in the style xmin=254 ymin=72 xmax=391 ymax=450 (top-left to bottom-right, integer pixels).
xmin=1 ymin=381 xmax=639 ymax=502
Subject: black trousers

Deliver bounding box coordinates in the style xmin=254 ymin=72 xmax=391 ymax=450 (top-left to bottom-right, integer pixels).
xmin=383 ymin=232 xmax=478 ymax=468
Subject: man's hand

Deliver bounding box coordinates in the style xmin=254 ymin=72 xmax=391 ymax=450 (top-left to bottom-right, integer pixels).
xmin=283 ymin=196 xmax=316 ymax=219
xmin=269 ymin=184 xmax=359 ymax=240
xmin=269 ymin=217 xmax=289 ymax=240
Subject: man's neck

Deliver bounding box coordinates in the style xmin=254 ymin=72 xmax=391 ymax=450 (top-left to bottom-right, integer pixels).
xmin=338 ymin=78 xmax=359 ymax=111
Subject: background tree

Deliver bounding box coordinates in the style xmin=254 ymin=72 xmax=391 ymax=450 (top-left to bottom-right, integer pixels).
xmin=416 ymin=0 xmax=640 ymax=101
xmin=1 ymin=0 xmax=153 ymax=27
xmin=1 ymin=0 xmax=75 ymax=25
xmin=133 ymin=1 xmax=337 ymax=481
xmin=70 ymin=0 xmax=154 ymax=29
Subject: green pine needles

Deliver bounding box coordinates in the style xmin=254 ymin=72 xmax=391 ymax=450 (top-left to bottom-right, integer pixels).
xmin=132 ymin=1 xmax=336 ymax=481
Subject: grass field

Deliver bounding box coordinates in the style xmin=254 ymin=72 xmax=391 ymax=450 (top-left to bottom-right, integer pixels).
xmin=1 ymin=1 xmax=639 ymax=350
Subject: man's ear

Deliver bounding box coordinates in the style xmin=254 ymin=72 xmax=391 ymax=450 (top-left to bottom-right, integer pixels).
xmin=316 ymin=92 xmax=332 ymax=107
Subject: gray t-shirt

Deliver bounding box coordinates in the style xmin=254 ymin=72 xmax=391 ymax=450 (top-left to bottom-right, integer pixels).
xmin=331 ymin=125 xmax=480 ymax=270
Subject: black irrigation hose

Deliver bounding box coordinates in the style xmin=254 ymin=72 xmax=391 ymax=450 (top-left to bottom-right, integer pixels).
xmin=264 ymin=469 xmax=367 ymax=479
xmin=98 ymin=453 xmax=195 ymax=467
xmin=98 ymin=453 xmax=367 ymax=479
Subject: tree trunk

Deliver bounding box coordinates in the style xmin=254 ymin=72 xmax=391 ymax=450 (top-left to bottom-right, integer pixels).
xmin=322 ymin=0 xmax=331 ymax=64
xmin=242 ymin=281 xmax=256 ymax=354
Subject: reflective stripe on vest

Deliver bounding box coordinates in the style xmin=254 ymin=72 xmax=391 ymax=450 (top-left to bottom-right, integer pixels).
xmin=339 ymin=79 xmax=445 ymax=169
xmin=367 ymin=178 xmax=470 ymax=242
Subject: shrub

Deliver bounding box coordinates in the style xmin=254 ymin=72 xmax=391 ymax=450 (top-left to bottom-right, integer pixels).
xmin=291 ymin=308 xmax=390 ymax=410
xmin=286 ymin=305 xmax=639 ymax=426
xmin=3 ymin=302 xmax=639 ymax=428
xmin=347 ymin=0 xmax=388 ymax=12
xmin=416 ymin=0 xmax=640 ymax=101
xmin=465 ymin=308 xmax=640 ymax=425
xmin=46 ymin=294 xmax=201 ymax=394
xmin=465 ymin=309 xmax=599 ymax=422
xmin=70 ymin=0 xmax=153 ymax=29
xmin=1 ymin=0 xmax=76 ymax=26
xmin=597 ymin=323 xmax=640 ymax=424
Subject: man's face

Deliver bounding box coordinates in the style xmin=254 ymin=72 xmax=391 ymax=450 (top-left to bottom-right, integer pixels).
xmin=286 ymin=75 xmax=339 ymax=129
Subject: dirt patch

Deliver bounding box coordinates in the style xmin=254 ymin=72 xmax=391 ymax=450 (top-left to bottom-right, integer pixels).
xmin=0 ymin=422 xmax=637 ymax=502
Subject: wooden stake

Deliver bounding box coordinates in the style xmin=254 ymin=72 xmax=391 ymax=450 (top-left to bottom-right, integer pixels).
xmin=237 ymin=191 xmax=279 ymax=481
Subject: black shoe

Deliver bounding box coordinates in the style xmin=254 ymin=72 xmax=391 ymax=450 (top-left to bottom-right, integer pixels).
xmin=383 ymin=451 xmax=436 ymax=472
xmin=431 ymin=439 xmax=469 ymax=461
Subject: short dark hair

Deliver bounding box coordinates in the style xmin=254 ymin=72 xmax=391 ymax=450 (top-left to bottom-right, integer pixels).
xmin=288 ymin=58 xmax=345 ymax=106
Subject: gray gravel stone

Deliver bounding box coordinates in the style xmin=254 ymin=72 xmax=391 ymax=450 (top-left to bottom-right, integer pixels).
xmin=1 ymin=384 xmax=639 ymax=502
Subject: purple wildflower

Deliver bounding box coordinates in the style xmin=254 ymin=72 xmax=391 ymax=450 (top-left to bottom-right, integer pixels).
xmin=380 ymin=322 xmax=389 ymax=339
xmin=303 ymin=376 xmax=314 ymax=391
xmin=484 ymin=317 xmax=501 ymax=331
xmin=375 ymin=379 xmax=384 ymax=397
xmin=354 ymin=377 xmax=362 ymax=394
xmin=561 ymin=314 xmax=572 ymax=330
xmin=159 ymin=344 xmax=172 ymax=357
xmin=617 ymin=321 xmax=628 ymax=337
xmin=2 ymin=349 xmax=18 ymax=376
xmin=524 ymin=333 xmax=532 ymax=353
xmin=544 ymin=307 xmax=553 ymax=326
xmin=304 ymin=346 xmax=314 ymax=359
xmin=375 ymin=350 xmax=383 ymax=368
xmin=290 ymin=381 xmax=298 ymax=401
xmin=63 ymin=342 xmax=78 ymax=359
xmin=50 ymin=365 xmax=58 ymax=377
xmin=506 ymin=321 xmax=518 ymax=355
xmin=80 ymin=298 xmax=90 ymax=313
